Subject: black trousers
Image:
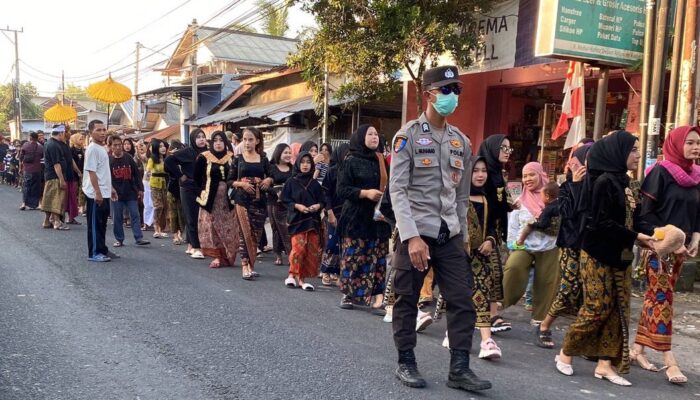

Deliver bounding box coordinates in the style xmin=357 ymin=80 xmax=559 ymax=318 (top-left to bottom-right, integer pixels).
xmin=86 ymin=197 xmax=110 ymax=258
xmin=392 ymin=234 xmax=476 ymax=352
xmin=180 ymin=187 xmax=200 ymax=248
xmin=22 ymin=172 xmax=41 ymax=208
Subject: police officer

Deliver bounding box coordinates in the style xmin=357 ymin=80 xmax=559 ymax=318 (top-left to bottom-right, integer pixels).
xmin=389 ymin=65 xmax=491 ymax=392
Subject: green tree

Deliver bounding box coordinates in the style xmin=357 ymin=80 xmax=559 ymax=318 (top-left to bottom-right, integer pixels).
xmin=0 ymin=82 xmax=42 ymax=133
xmin=289 ymin=0 xmax=496 ymax=115
xmin=60 ymin=83 xmax=108 ymax=112
xmin=257 ymin=0 xmax=289 ymax=36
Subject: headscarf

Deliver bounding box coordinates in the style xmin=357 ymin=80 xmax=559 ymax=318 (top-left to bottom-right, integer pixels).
xmin=189 ymin=128 xmax=208 ymax=154
xmin=330 ymin=143 xmax=350 ymax=170
xmin=209 ymin=130 xmax=231 ymax=159
xmin=662 ymin=126 xmax=698 ymax=172
xmin=647 ymin=126 xmax=700 ymax=187
xmin=478 ymin=134 xmax=508 ymax=187
xmin=578 ymin=130 xmax=638 ymax=213
xmin=469 ymin=156 xmax=488 ymax=196
xmin=348 ymin=124 xmax=379 ymax=160
xmin=300 ymin=140 xmax=318 ymax=154
xmin=290 ymin=142 xmax=302 ymax=163
xmin=293 ymin=151 xmax=315 ymax=181
xmin=518 ymin=161 xmax=549 ymax=218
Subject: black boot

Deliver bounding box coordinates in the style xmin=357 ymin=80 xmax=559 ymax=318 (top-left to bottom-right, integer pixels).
xmin=447 ymin=349 xmax=492 ymax=391
xmin=394 ymin=350 xmax=426 ymax=388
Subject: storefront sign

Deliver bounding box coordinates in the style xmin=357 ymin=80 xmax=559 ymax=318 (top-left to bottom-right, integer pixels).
xmin=464 ymin=0 xmax=520 ymax=73
xmin=535 ymin=0 xmax=645 ymax=66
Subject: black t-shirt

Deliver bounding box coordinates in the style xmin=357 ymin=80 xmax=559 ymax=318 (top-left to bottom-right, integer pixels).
xmin=58 ymin=140 xmax=76 ymax=182
xmin=0 ymin=143 xmax=9 ymax=160
xmin=110 ymin=154 xmax=143 ymax=201
xmin=43 ymin=137 xmax=65 ymax=181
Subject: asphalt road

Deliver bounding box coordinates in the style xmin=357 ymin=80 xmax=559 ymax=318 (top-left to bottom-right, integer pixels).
xmin=0 ymin=185 xmax=698 ymax=400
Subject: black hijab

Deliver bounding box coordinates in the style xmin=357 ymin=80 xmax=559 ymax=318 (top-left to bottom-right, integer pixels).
xmin=293 ymin=151 xmax=316 ymax=181
xmin=189 ymin=128 xmax=208 ymax=154
xmin=348 ymin=124 xmax=378 ymax=160
xmin=209 ymin=130 xmax=231 ymax=159
xmin=478 ymin=134 xmax=508 ymax=187
xmin=572 ymin=143 xmax=592 ymax=165
xmin=578 ymin=130 xmax=637 ymax=213
xmin=469 ymin=156 xmax=488 ymax=196
xmin=330 ymin=142 xmax=350 ymax=168
xmin=300 ymin=140 xmax=318 ymax=154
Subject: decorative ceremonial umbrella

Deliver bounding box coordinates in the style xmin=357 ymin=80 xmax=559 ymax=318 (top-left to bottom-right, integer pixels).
xmin=87 ymin=73 xmax=132 ymax=127
xmin=44 ymin=101 xmax=77 ymax=123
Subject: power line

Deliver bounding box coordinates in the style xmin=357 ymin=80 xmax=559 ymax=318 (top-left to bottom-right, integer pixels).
xmin=90 ymin=0 xmax=193 ymax=55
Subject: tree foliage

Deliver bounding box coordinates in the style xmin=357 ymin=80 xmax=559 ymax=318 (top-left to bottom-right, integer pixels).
xmin=257 ymin=0 xmax=290 ymax=37
xmin=0 ymin=82 xmax=42 ymax=133
xmin=289 ymin=0 xmax=496 ymax=114
xmin=60 ymin=83 xmax=108 ymax=112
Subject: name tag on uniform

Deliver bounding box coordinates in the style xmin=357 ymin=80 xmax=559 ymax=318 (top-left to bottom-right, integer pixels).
xmin=415 ymin=148 xmax=436 ymax=154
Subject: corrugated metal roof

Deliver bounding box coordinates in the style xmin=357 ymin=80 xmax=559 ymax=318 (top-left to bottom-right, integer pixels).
xmin=199 ymin=27 xmax=298 ymax=67
xmin=188 ymin=96 xmax=345 ymax=126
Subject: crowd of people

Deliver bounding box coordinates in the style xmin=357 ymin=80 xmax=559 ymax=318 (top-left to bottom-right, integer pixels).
xmin=1 ymin=65 xmax=699 ymax=393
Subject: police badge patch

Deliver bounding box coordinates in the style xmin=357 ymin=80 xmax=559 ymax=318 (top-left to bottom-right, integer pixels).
xmin=393 ymin=134 xmax=408 ymax=153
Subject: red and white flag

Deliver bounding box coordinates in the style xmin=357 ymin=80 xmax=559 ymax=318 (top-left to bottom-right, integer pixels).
xmin=552 ymin=61 xmax=586 ymax=149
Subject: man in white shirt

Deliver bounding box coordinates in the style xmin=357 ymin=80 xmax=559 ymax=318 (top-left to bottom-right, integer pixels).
xmin=82 ymin=120 xmax=116 ymax=262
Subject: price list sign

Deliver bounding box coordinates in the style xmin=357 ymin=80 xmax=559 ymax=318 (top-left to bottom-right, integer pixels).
xmin=535 ymin=0 xmax=645 ymax=66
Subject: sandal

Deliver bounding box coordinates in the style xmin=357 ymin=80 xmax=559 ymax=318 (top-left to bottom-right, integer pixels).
xmin=339 ymin=295 xmax=354 ymax=310
xmin=594 ymin=371 xmax=632 ymax=386
xmin=54 ymin=224 xmax=70 ymax=231
xmin=301 ymin=283 xmax=315 ymax=292
xmin=321 ymin=273 xmax=332 ymax=286
xmin=67 ymin=220 xmax=81 ymax=225
xmin=629 ymin=349 xmax=659 ymax=372
xmin=490 ymin=315 xmax=512 ymax=333
xmin=113 ymin=241 xmax=124 ymax=247
xmin=534 ymin=325 xmax=554 ymax=349
xmin=555 ymin=355 xmax=574 ymax=376
xmin=241 ymin=263 xmax=254 ymax=280
xmin=285 ymin=277 xmax=298 ymax=288
xmin=274 ymin=257 xmax=283 ymax=265
xmin=664 ymin=365 xmax=688 ymax=385
xmin=209 ymin=259 xmax=222 ymax=269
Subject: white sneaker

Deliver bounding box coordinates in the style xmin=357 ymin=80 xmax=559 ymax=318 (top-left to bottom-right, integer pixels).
xmin=416 ymin=310 xmax=433 ymax=332
xmin=442 ymin=331 xmax=450 ymax=348
xmin=383 ymin=306 xmax=393 ymax=323
xmin=478 ymin=338 xmax=502 ymax=360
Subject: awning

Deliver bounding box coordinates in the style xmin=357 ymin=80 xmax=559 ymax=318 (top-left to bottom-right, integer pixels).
xmin=187 ymin=96 xmax=344 ymax=126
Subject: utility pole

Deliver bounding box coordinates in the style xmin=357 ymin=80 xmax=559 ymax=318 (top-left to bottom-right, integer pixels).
xmin=638 ymin=0 xmax=656 ymax=178
xmin=677 ymin=0 xmax=698 ymax=126
xmin=190 ymin=19 xmax=199 ymax=126
xmin=647 ymin=0 xmax=670 ymax=170
xmin=1 ymin=26 xmax=23 ymax=140
xmin=665 ymin=0 xmax=685 ymax=131
xmin=133 ymin=42 xmax=141 ymax=130
xmin=322 ymin=62 xmax=329 ymax=144
xmin=592 ymin=67 xmax=609 ymax=140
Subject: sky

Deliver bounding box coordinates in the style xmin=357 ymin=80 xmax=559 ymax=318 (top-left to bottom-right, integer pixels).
xmin=0 ymin=0 xmax=314 ymax=98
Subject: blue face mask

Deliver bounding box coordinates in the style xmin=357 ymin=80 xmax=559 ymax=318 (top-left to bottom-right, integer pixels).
xmin=430 ymin=92 xmax=459 ymax=116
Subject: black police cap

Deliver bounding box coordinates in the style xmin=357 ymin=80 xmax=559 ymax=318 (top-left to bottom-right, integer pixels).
xmin=422 ymin=65 xmax=460 ymax=90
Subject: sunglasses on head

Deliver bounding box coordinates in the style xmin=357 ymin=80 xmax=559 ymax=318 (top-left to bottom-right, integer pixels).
xmin=437 ymin=84 xmax=462 ymax=95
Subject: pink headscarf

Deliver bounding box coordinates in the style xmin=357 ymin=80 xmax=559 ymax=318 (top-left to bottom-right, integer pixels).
xmin=664 ymin=126 xmax=699 ymax=172
xmin=518 ymin=161 xmax=549 ymax=218
xmin=290 ymin=142 xmax=302 ymax=163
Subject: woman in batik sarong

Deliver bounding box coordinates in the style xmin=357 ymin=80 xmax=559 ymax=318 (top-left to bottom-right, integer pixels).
xmin=193 ymin=131 xmax=239 ymax=269
xmin=535 ymin=142 xmax=592 ymax=348
xmin=282 ymin=152 xmax=324 ymax=291
xmin=556 ymin=131 xmax=655 ymax=387
xmin=631 ymin=126 xmax=700 ymax=384
xmin=229 ymin=127 xmax=273 ymax=280
xmin=336 ymin=125 xmax=393 ymax=311
xmin=320 ymin=143 xmax=349 ymax=286
xmin=269 ymin=143 xmax=293 ymax=265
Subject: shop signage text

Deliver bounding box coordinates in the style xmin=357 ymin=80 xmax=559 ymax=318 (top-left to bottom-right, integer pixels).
xmin=535 ymin=0 xmax=645 ymax=66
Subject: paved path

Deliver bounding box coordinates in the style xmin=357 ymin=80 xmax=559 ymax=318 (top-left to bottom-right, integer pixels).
xmin=0 ymin=186 xmax=697 ymax=399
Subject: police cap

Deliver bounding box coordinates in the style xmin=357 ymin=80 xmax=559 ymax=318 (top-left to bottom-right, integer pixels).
xmin=422 ymin=65 xmax=460 ymax=90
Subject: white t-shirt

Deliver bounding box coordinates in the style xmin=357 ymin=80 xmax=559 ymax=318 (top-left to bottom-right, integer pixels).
xmin=82 ymin=142 xmax=112 ymax=199
xmin=507 ymin=208 xmax=557 ymax=252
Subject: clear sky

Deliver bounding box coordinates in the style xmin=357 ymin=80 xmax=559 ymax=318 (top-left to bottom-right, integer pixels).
xmin=0 ymin=0 xmax=314 ymax=98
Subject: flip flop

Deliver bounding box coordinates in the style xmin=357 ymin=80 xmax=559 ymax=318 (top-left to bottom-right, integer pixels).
xmin=113 ymin=241 xmax=124 ymax=247
xmin=54 ymin=224 xmax=70 ymax=231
